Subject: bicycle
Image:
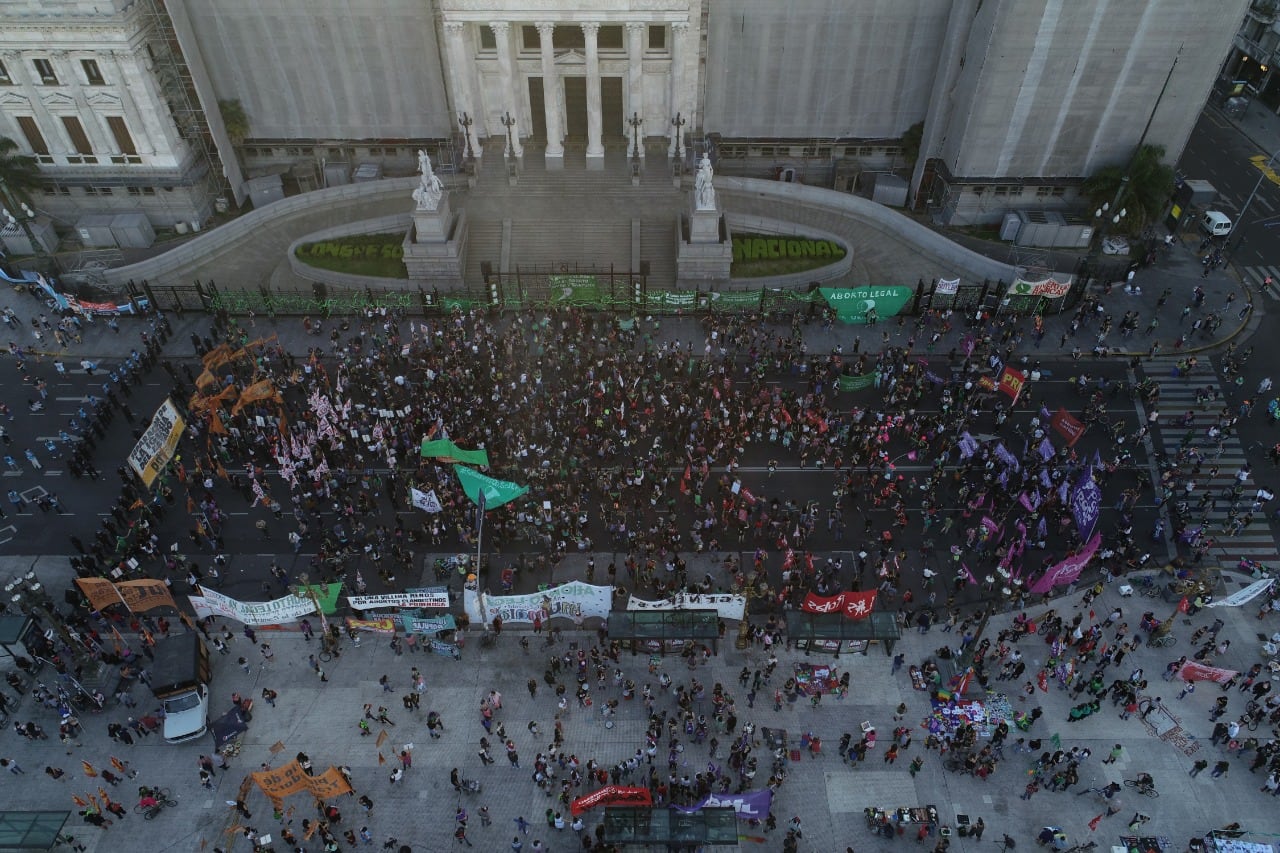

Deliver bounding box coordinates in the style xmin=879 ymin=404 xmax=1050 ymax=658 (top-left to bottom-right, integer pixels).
xmin=134 ymin=788 xmax=178 ymax=819
xmin=1123 ymin=779 xmax=1159 ymax=798
xmin=1146 ymin=634 xmax=1176 ymax=648
xmin=1063 ymin=843 xmax=1098 ymax=853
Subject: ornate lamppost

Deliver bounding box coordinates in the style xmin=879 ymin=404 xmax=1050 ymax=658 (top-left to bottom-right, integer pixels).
xmin=458 ymin=112 xmax=475 ymax=162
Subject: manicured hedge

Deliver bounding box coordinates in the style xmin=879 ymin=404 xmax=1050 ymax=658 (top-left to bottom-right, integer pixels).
xmin=730 ymin=232 xmax=847 ymax=278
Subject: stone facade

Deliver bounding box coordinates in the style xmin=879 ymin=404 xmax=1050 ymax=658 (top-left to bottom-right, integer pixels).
xmin=0 ymin=0 xmax=1253 ymax=233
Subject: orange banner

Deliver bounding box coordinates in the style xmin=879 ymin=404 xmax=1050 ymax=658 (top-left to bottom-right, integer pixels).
xmin=75 ymin=578 xmax=125 ymax=611
xmin=251 ymin=760 xmax=353 ymax=807
xmin=115 ymin=579 xmax=179 ymax=613
xmin=201 ymin=344 xmax=235 ymax=371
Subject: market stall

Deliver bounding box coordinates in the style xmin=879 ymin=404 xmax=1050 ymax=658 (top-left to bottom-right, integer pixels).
xmin=864 ymin=806 xmax=939 ymax=839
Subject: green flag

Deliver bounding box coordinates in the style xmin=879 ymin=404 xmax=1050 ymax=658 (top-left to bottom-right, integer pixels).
xmin=420 ymin=439 xmax=490 ymax=467
xmin=453 ymin=465 xmax=529 ymax=510
xmin=837 ymin=372 xmax=877 ymax=391
xmin=297 ymin=582 xmax=344 ymax=615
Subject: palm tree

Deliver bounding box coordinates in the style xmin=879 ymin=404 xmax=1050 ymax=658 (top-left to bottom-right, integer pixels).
xmin=1081 ymin=144 xmax=1175 ymax=236
xmin=0 ymin=135 xmax=40 ymax=205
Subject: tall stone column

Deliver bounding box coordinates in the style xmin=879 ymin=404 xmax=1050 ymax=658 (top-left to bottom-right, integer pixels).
xmin=444 ymin=21 xmax=482 ymax=159
xmin=668 ymin=22 xmax=689 ymax=159
xmin=582 ymin=22 xmax=604 ymax=165
xmin=626 ymin=22 xmax=645 ymax=158
xmin=491 ymin=20 xmax=522 ymax=158
xmin=536 ymin=22 xmax=563 ymax=165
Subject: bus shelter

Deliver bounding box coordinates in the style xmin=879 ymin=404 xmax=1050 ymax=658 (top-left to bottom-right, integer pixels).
xmin=0 ymin=811 xmax=71 ymax=851
xmin=602 ymin=806 xmax=738 ymax=847
xmin=785 ymin=611 xmax=901 ymax=656
xmin=607 ymin=610 xmax=720 ymax=656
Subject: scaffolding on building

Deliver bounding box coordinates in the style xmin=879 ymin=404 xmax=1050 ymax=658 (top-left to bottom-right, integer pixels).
xmin=132 ymin=0 xmax=227 ymax=211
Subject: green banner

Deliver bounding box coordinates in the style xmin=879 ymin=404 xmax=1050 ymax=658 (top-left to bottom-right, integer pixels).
xmin=453 ymin=465 xmax=529 ymax=510
xmin=837 ymin=372 xmax=877 ymax=391
xmin=820 ymin=286 xmax=914 ymax=324
xmin=549 ymin=274 xmax=602 ymax=305
xmin=420 ymin=439 xmax=490 ymax=467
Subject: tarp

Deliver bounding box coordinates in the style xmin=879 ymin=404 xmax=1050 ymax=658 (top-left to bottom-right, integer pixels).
xmin=209 ymin=705 xmax=249 ymax=749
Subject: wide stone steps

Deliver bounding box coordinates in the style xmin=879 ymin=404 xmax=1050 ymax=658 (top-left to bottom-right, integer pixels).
xmin=507 ymin=220 xmax=631 ymax=272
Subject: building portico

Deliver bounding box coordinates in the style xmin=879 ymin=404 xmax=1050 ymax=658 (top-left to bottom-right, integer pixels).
xmin=437 ymin=0 xmax=700 ymax=168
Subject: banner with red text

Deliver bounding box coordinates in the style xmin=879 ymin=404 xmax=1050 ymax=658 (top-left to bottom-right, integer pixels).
xmin=1176 ymin=662 xmax=1238 ymax=684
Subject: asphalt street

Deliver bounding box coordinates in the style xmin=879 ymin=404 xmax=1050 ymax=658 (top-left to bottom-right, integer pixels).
xmin=0 ymin=102 xmax=1277 ymax=852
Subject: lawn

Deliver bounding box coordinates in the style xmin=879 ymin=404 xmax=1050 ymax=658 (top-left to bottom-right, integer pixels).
xmin=295 ymin=234 xmax=408 ymax=279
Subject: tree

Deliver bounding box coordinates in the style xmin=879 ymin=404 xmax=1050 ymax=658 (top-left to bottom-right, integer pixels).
xmin=1081 ymin=144 xmax=1175 ymax=235
xmin=0 ymin=135 xmax=40 ymax=205
xmin=218 ymin=100 xmax=249 ymax=147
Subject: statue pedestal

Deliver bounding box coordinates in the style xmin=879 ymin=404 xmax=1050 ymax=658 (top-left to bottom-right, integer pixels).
xmin=403 ymin=194 xmax=468 ymax=290
xmin=676 ymin=203 xmax=732 ymax=289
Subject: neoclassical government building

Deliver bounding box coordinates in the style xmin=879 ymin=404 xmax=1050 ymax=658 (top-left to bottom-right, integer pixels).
xmin=0 ymin=0 xmax=1249 ymax=233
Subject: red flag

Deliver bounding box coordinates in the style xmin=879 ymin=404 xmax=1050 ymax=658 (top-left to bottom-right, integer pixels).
xmin=1050 ymin=408 xmax=1086 ymax=447
xmin=1088 ymin=815 xmax=1103 ymax=832
xmin=1177 ymin=595 xmax=1190 ymax=614
xmin=997 ymin=366 xmax=1027 ymax=402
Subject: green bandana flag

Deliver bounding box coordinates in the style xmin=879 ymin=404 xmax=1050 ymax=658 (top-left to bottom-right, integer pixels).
xmin=296 ymin=582 xmax=344 ymax=615
xmin=454 ymin=465 xmax=529 ymax=510
xmin=837 ymin=372 xmax=877 ymax=391
xmin=819 ymin=286 xmax=914 ymax=324
xmin=420 ymin=439 xmax=490 ymax=467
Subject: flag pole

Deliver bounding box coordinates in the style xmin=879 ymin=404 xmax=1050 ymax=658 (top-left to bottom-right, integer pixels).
xmin=475 ymin=490 xmax=486 ymax=627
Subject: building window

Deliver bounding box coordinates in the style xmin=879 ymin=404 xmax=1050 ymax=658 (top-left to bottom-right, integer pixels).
xmin=597 ymin=26 xmax=623 ymax=50
xmin=81 ymin=59 xmax=105 ymax=85
xmin=648 ymin=25 xmax=666 ymax=50
xmin=126 ymin=186 xmax=157 ymax=197
xmin=106 ymin=116 xmax=137 ymax=156
xmin=478 ymin=25 xmax=496 ymax=51
xmin=522 ymin=25 xmax=540 ymax=51
xmin=16 ymin=116 xmax=49 ymax=156
xmin=85 ymin=186 xmax=114 ymax=196
xmin=0 ymin=61 xmax=11 ymax=85
xmin=32 ymin=58 xmax=58 ymax=85
xmin=61 ymin=116 xmax=93 ymax=155
xmin=552 ymin=26 xmax=584 ymax=50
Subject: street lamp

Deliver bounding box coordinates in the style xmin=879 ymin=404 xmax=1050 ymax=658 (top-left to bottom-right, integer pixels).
xmin=627 ymin=112 xmax=643 ymax=161
xmin=501 ymin=112 xmax=518 ymax=160
xmin=458 ymin=111 xmax=475 ymax=162
xmin=0 ymin=179 xmax=47 ymax=265
xmin=670 ymin=112 xmax=686 ymax=163
xmin=289 ymin=572 xmax=329 ymax=635
xmin=1226 ymin=147 xmax=1280 ymax=258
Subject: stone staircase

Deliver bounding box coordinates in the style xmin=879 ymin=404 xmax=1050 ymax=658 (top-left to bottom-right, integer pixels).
xmin=460 ymin=142 xmax=682 ymax=290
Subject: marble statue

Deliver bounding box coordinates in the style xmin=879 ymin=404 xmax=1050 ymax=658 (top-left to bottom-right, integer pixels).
xmin=413 ymin=148 xmax=444 ymax=211
xmin=694 ymin=154 xmax=716 ymax=211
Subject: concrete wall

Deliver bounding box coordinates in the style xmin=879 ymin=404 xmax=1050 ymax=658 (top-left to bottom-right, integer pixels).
xmin=184 ymin=0 xmax=453 ymax=140
xmin=703 ymin=0 xmax=949 ymax=139
xmin=936 ymin=0 xmax=1250 ymax=180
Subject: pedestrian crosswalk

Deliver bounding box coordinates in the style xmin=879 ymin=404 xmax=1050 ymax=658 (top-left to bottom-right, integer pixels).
xmin=1240 ymin=265 xmax=1280 ymax=302
xmin=1146 ymin=357 xmax=1278 ymax=567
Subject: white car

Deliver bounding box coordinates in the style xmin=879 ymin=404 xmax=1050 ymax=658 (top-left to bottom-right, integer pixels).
xmin=162 ymin=684 xmax=209 ymax=744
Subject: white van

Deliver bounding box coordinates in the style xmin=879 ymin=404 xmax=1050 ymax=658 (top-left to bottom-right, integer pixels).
xmin=1200 ymin=210 xmax=1232 ymax=237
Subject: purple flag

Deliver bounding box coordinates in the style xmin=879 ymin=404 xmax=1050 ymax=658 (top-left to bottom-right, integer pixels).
xmin=1070 ymin=466 xmax=1102 ymax=539
xmin=1038 ymin=438 xmax=1055 ymax=461
xmin=1039 ymin=470 xmax=1052 ymax=489
xmin=671 ymin=789 xmax=773 ymax=819
xmin=1037 ymin=516 xmax=1048 ymax=538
